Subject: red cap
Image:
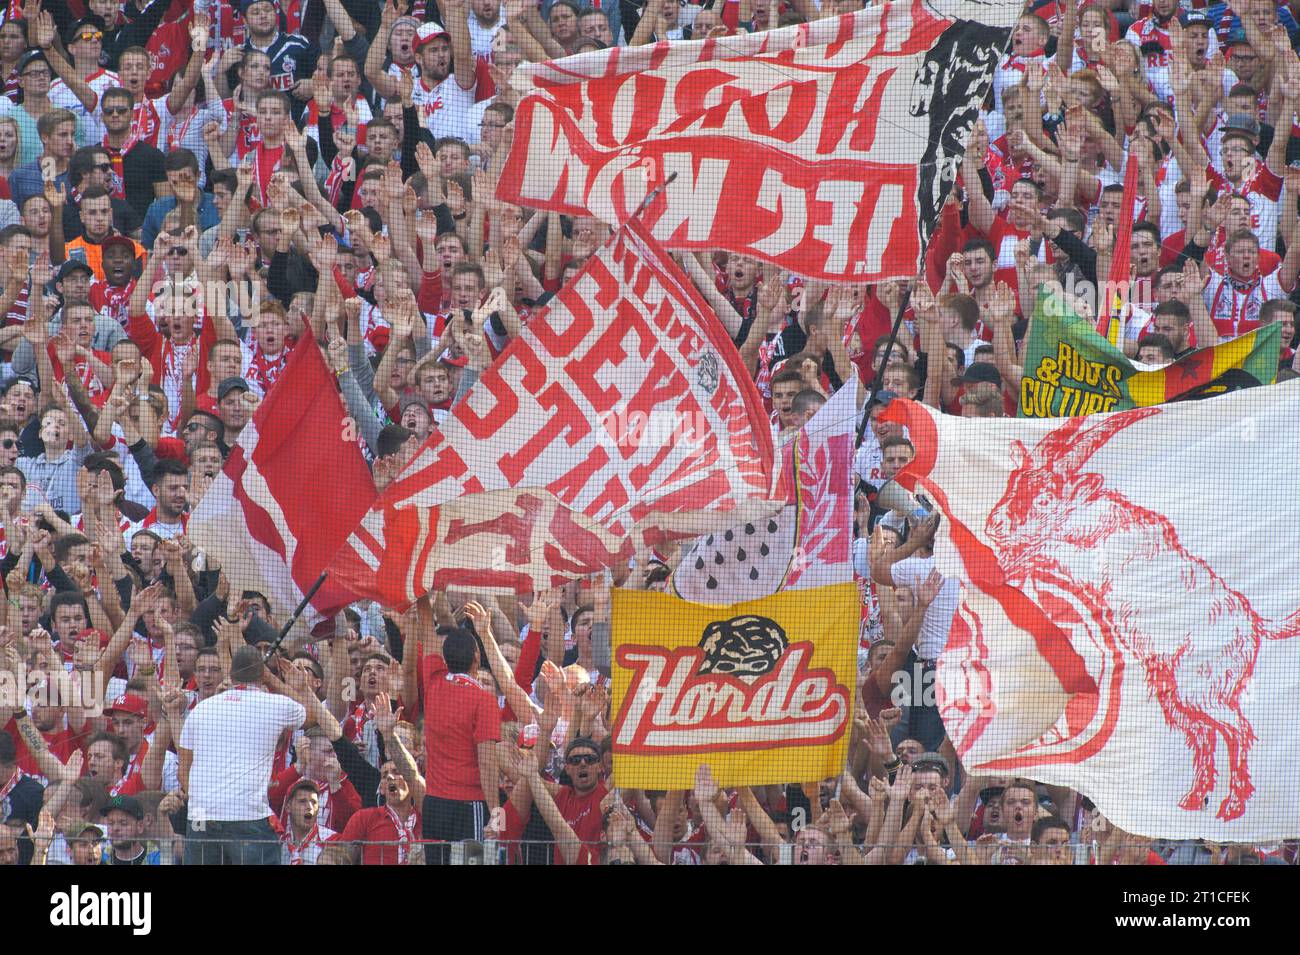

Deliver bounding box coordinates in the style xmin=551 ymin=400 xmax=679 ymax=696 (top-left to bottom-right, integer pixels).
xmin=414 ymin=23 xmax=450 ymax=50
xmin=154 ymin=436 xmax=188 ymax=463
xmin=106 ymin=692 xmax=149 ymax=720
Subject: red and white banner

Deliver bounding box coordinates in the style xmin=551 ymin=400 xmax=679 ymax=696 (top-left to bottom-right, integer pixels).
xmin=884 ymin=386 xmax=1300 ymax=840
xmin=673 ymin=377 xmax=857 ymax=603
xmin=499 ymin=1 xmax=1018 ymax=281
xmin=331 ymin=220 xmax=779 ymax=606
xmin=190 ymin=326 xmax=377 ymax=627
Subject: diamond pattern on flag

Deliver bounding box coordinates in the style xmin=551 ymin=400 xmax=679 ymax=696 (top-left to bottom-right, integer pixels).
xmin=673 ymin=377 xmax=857 ymax=603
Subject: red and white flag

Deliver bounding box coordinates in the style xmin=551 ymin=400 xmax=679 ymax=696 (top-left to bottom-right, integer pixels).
xmin=190 ymin=326 xmax=377 ymax=626
xmin=672 ymin=377 xmax=857 ymax=603
xmin=331 ymin=219 xmax=779 ymax=607
xmin=499 ymin=1 xmax=1018 ymax=281
xmin=883 ymin=387 xmax=1300 ymax=840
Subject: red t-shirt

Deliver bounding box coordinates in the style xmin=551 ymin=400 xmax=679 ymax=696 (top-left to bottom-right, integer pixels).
xmin=2 ymin=718 xmax=82 ymax=780
xmin=419 ymin=653 xmax=501 ymax=802
xmin=336 ymin=804 xmax=422 ymax=865
xmin=553 ymin=781 xmax=608 ymax=866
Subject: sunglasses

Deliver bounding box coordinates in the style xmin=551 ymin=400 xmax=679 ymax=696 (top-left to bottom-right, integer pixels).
xmin=167 ymin=247 xmax=189 ymax=257
xmin=93 ymin=162 xmax=113 ymax=172
xmin=75 ymin=31 xmax=104 ymax=42
xmin=102 ymin=106 xmax=131 ymax=116
xmin=566 ymin=753 xmax=600 ymax=766
xmin=21 ymin=69 xmax=51 ymax=79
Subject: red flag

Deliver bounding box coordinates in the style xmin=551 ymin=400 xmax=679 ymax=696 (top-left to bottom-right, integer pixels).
xmin=189 ymin=324 xmax=377 ymax=625
xmin=498 ymin=3 xmax=1019 ymax=281
xmin=1097 ymin=150 xmax=1141 ymax=345
xmin=331 ymin=219 xmax=780 ymax=607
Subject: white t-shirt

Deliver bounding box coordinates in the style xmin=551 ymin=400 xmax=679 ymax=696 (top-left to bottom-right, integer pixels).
xmin=50 ymin=68 xmax=120 ymax=146
xmin=411 ymin=74 xmax=480 ymax=144
xmin=890 ymin=555 xmax=960 ymax=662
xmin=180 ymin=685 xmax=305 ymax=822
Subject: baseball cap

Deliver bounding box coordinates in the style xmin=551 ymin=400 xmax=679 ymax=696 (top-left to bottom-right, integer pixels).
xmin=100 ymin=234 xmax=138 ymax=257
xmin=241 ymin=0 xmax=277 ymax=13
xmin=65 ymin=821 xmax=105 ymax=841
xmin=217 ymin=377 xmax=250 ymax=401
xmin=64 ymin=15 xmax=106 ymax=46
xmin=106 ymin=692 xmax=149 ymax=720
xmin=1179 ymin=10 xmax=1212 ymax=28
xmin=868 ymin=389 xmax=898 ymax=408
xmin=16 ymin=50 xmax=49 ymax=75
xmin=955 ymin=362 xmax=1003 ymax=389
xmin=1224 ymin=113 xmax=1261 ymax=139
xmin=56 ymin=259 xmax=94 ymax=282
xmin=565 ymin=736 xmax=600 ymax=759
xmin=101 ymin=795 xmax=145 ymax=821
xmin=415 ymin=22 xmax=451 ymax=50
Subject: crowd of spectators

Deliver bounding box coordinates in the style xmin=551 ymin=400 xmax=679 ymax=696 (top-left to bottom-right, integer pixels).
xmin=0 ymin=0 xmax=1297 ymax=866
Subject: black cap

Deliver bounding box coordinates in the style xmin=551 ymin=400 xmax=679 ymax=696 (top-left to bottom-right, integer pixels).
xmin=64 ymin=15 xmax=106 ymax=46
xmin=955 ymin=362 xmax=1003 ymax=388
xmin=217 ymin=377 xmax=250 ymax=401
xmin=56 ymin=259 xmax=94 ymax=282
xmin=16 ymin=49 xmax=49 ymax=75
xmin=101 ymin=794 xmax=145 ymax=821
xmin=1180 ymin=10 xmax=1211 ymax=28
xmin=868 ymin=389 xmax=898 ymax=408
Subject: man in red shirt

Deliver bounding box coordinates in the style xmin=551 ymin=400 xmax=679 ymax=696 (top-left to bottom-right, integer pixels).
xmin=419 ymin=625 xmax=500 ymax=864
xmin=334 ymin=760 xmax=424 ymax=865
xmin=538 ymin=736 xmax=608 ymax=865
xmin=269 ymin=728 xmax=361 ymax=832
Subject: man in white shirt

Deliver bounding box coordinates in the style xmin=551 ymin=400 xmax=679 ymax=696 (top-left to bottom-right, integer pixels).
xmin=871 ymin=511 xmax=959 ymax=752
xmin=178 ymin=647 xmax=315 ymax=865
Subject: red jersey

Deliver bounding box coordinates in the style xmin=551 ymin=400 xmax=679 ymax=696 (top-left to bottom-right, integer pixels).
xmin=419 ymin=653 xmax=501 ymax=802
xmin=2 ymin=718 xmax=82 ymax=782
xmin=335 ymin=804 xmax=421 ymax=865
xmin=90 ymin=278 xmax=136 ymax=328
xmin=553 ymin=781 xmax=609 ymax=866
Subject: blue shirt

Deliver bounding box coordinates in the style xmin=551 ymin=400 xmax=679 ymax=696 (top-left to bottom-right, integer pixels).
xmin=141 ymin=194 xmax=221 ymax=250
xmin=8 ymin=160 xmax=72 ymax=214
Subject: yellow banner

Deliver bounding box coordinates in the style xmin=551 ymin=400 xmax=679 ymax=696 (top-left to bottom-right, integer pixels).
xmin=610 ymin=583 xmax=860 ymax=790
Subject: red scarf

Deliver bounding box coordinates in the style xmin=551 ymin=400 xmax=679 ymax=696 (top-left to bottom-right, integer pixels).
xmin=0 ymin=769 xmax=18 ymax=801
xmin=251 ymin=142 xmax=285 ymax=207
xmin=165 ymin=105 xmax=199 ymax=155
xmin=246 ymin=338 xmax=294 ymax=394
xmin=385 ymin=803 xmax=418 ymax=864
xmin=282 ymin=821 xmax=321 ymax=865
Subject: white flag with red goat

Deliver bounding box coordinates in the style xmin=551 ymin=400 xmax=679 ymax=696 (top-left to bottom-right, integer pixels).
xmin=329 ymin=219 xmax=781 ymax=607
xmin=883 ymin=384 xmax=1300 ymax=840
xmin=498 ymin=0 xmax=1018 ymax=281
xmin=672 ymin=376 xmax=858 ymax=603
xmin=190 ymin=326 xmax=378 ymax=628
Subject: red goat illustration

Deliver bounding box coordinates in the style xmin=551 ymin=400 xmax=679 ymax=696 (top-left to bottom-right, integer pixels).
xmin=985 ymin=408 xmax=1300 ymax=822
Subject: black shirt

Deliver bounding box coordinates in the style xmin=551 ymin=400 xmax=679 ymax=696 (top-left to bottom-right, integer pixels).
xmin=1 ymin=773 xmax=44 ymax=866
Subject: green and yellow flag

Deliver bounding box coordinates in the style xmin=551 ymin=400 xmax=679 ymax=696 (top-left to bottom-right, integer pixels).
xmin=1018 ymin=289 xmax=1280 ymax=418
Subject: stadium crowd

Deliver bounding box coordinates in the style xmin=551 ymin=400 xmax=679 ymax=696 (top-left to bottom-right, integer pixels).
xmin=0 ymin=0 xmax=1298 ymax=866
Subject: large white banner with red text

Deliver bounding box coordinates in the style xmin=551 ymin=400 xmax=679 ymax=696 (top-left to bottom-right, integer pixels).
xmin=500 ymin=1 xmax=1018 ymax=281
xmin=330 ymin=220 xmax=779 ymax=606
xmin=883 ymin=388 xmax=1300 ymax=840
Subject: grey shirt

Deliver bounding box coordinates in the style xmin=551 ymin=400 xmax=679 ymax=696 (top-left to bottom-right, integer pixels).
xmin=17 ymin=444 xmax=92 ymax=514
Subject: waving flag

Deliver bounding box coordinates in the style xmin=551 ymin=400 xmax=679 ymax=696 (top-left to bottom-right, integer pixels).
xmin=1095 ymin=151 xmax=1141 ymax=346
xmin=1019 ymin=289 xmax=1280 ymax=417
xmin=611 ymin=583 xmax=860 ymax=789
xmin=673 ymin=377 xmax=857 ymax=603
xmin=331 ymin=220 xmax=779 ymax=607
xmin=190 ymin=326 xmax=377 ymax=626
xmin=884 ymin=386 xmax=1300 ymax=840
xmin=499 ymin=1 xmax=1018 ymax=281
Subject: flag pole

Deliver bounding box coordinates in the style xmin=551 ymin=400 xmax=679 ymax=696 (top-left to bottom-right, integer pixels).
xmin=620 ymin=170 xmax=679 ymax=228
xmin=262 ymin=572 xmax=329 ymax=662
